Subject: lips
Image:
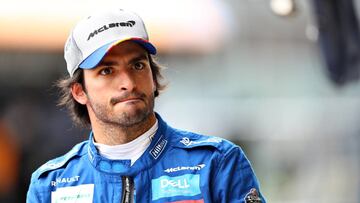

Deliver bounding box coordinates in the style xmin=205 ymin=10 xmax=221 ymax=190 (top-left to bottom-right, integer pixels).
xmin=120 ymin=97 xmax=143 ymax=102
xmin=110 ymin=93 xmax=146 ymax=105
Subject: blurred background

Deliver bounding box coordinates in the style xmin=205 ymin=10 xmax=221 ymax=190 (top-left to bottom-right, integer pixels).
xmin=0 ymin=0 xmax=360 ymax=202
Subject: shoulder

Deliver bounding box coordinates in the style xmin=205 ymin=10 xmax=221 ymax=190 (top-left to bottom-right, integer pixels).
xmin=168 ymin=127 xmax=240 ymax=156
xmin=30 ymin=141 xmax=88 ymax=181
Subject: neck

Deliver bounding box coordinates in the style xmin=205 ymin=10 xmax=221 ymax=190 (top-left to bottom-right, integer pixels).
xmin=91 ymin=113 xmax=157 ymax=145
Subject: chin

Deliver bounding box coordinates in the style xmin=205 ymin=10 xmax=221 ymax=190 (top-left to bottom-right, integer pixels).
xmin=117 ymin=108 xmax=151 ymax=126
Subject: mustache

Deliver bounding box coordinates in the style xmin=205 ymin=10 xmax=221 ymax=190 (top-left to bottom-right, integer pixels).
xmin=110 ymin=91 xmax=147 ymax=105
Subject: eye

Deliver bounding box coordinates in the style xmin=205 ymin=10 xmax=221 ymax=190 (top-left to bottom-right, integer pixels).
xmin=133 ymin=62 xmax=145 ymax=70
xmin=99 ymin=67 xmax=113 ymax=75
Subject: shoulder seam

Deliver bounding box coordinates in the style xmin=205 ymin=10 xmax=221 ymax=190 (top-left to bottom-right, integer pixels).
xmin=33 ymin=141 xmax=88 ymax=179
xmin=213 ymin=146 xmax=240 ymax=183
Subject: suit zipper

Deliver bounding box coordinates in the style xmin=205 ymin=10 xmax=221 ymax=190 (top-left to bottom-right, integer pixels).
xmin=121 ymin=176 xmax=134 ymax=203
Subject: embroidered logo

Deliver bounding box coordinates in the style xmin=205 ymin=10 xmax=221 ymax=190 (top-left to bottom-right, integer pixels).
xmin=87 ymin=21 xmax=135 ymax=40
xmin=180 ymin=137 xmax=222 ymax=146
xmin=164 ymin=164 xmax=205 ymax=173
xmin=244 ymin=188 xmax=262 ymax=203
xmin=150 ymin=136 xmax=167 ymax=159
xmin=51 ymin=176 xmax=80 ymax=187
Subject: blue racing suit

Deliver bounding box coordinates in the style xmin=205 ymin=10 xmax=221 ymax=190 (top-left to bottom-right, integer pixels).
xmin=27 ymin=114 xmax=265 ymax=202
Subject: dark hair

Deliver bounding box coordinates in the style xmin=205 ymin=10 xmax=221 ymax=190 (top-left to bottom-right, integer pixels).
xmin=56 ymin=55 xmax=166 ymax=128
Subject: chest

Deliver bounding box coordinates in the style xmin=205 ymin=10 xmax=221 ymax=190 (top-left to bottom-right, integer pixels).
xmin=49 ymin=149 xmax=217 ymax=203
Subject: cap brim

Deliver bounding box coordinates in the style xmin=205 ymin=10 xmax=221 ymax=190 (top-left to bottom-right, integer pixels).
xmin=79 ymin=38 xmax=157 ymax=69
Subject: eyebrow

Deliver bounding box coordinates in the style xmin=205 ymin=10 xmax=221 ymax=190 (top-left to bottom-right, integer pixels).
xmin=128 ymin=53 xmax=149 ymax=64
xmin=97 ymin=60 xmax=118 ymax=67
xmin=97 ymin=53 xmax=149 ymax=67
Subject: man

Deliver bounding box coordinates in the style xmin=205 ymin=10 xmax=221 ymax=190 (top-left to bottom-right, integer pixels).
xmin=27 ymin=8 xmax=265 ymax=203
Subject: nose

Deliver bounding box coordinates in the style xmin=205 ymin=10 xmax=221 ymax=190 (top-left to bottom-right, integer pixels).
xmin=117 ymin=70 xmax=137 ymax=91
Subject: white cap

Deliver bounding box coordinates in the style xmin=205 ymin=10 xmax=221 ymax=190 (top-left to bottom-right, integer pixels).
xmin=64 ymin=8 xmax=156 ymax=77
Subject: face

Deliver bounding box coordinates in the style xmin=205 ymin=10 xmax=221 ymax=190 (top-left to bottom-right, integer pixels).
xmin=72 ymin=41 xmax=156 ymax=127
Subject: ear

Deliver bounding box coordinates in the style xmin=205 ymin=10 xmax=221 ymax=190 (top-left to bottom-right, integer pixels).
xmin=71 ymin=83 xmax=88 ymax=105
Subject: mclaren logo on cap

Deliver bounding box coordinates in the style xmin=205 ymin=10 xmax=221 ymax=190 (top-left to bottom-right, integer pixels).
xmin=87 ymin=21 xmax=136 ymax=41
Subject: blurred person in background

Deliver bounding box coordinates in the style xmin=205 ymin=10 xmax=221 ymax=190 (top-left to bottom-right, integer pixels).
xmin=26 ymin=8 xmax=265 ymax=202
xmin=0 ymin=120 xmax=20 ymax=203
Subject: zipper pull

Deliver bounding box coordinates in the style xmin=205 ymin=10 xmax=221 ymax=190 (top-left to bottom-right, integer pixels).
xmin=121 ymin=176 xmax=134 ymax=203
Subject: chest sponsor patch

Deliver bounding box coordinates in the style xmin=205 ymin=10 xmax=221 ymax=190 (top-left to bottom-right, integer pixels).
xmin=151 ymin=174 xmax=201 ymax=200
xmin=51 ymin=184 xmax=94 ymax=203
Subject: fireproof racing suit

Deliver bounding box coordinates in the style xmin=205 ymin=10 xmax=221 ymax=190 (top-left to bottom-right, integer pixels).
xmin=27 ymin=114 xmax=265 ymax=203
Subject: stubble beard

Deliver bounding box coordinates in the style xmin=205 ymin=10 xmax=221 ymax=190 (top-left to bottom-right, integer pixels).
xmin=89 ymin=93 xmax=155 ymax=128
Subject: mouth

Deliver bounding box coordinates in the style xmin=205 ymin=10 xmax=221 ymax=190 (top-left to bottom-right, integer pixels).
xmin=120 ymin=98 xmax=143 ymax=103
xmin=110 ymin=92 xmax=146 ymax=106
